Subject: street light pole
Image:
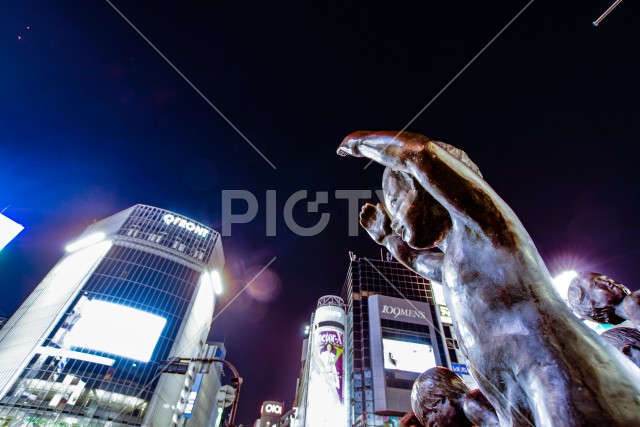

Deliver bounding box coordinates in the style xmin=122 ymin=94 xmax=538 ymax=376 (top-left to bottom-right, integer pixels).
xmin=160 ymin=357 xmax=243 ymax=427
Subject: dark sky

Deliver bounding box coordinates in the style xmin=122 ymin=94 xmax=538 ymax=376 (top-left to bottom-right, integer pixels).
xmin=2 ymin=0 xmax=639 ymax=424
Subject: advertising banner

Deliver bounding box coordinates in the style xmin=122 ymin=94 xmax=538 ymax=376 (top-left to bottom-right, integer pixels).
xmin=382 ymin=339 xmax=436 ymax=373
xmin=306 ymin=328 xmax=345 ymax=427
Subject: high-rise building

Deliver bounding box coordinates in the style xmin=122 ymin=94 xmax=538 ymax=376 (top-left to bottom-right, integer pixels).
xmin=0 ymin=205 xmax=224 ymax=427
xmin=288 ymin=334 xmax=308 ymax=427
xmin=341 ymin=253 xmax=473 ymax=427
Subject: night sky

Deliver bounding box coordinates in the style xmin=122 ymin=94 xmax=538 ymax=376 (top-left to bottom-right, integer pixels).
xmin=2 ymin=1 xmax=640 ymax=424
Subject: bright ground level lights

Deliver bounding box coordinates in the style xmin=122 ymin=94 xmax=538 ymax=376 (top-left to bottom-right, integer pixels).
xmin=593 ymin=0 xmax=624 ymax=26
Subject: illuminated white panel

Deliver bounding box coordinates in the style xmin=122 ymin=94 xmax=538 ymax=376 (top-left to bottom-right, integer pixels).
xmin=431 ymin=282 xmax=446 ymax=306
xmin=93 ymin=389 xmax=147 ymax=407
xmin=65 ymin=300 xmax=166 ymax=362
xmin=0 ymin=213 xmax=24 ymax=251
xmin=36 ymin=346 xmax=115 ymax=366
xmin=382 ymin=339 xmax=436 ymax=373
xmin=210 ymin=270 xmax=223 ymax=295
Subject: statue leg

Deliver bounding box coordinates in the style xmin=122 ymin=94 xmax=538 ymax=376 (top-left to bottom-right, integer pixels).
xmin=476 ymin=370 xmax=532 ymax=427
xmin=521 ymin=363 xmax=618 ymax=427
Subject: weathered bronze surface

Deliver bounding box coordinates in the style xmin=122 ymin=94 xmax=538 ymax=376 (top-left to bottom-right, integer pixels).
xmin=338 ymin=131 xmax=640 ymax=426
xmin=411 ymin=367 xmax=498 ymax=427
xmin=601 ymin=327 xmax=640 ymax=367
xmin=567 ymin=272 xmax=640 ymax=367
xmin=568 ymin=271 xmax=640 ymax=329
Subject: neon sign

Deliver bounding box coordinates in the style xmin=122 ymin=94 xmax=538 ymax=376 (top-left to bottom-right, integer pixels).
xmin=162 ymin=214 xmax=210 ymax=237
xmin=263 ymin=403 xmax=283 ymax=415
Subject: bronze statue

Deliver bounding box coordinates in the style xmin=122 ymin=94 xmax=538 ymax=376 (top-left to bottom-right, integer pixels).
xmin=568 ymin=271 xmax=640 ymax=329
xmin=337 ymin=131 xmax=640 ymax=426
xmin=566 ymin=271 xmax=640 ymax=367
xmin=400 ymin=412 xmax=425 ymax=427
xmin=411 ymin=367 xmax=498 ymax=427
xmin=601 ymin=327 xmax=640 ymax=368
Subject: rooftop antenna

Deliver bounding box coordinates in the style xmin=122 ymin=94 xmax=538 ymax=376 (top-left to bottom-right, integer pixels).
xmin=593 ymin=0 xmax=623 ymax=26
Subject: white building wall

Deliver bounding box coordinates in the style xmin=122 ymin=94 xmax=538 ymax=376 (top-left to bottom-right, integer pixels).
xmin=144 ymin=272 xmax=216 ymax=426
xmin=0 ymin=240 xmax=112 ymax=398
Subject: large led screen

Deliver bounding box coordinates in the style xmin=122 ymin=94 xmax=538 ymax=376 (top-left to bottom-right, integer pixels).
xmin=65 ymin=300 xmax=166 ymax=362
xmin=382 ymin=339 xmax=436 ymax=373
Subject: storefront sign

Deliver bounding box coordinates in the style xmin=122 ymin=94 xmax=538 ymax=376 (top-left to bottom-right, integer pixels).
xmin=381 ymin=305 xmax=427 ymax=320
xmin=264 ymin=403 xmax=282 ymax=414
xmin=162 ymin=214 xmax=209 ymax=237
xmin=451 ymin=363 xmax=469 ymax=376
xmin=375 ymin=295 xmax=433 ymax=325
xmin=438 ymin=304 xmax=452 ymax=324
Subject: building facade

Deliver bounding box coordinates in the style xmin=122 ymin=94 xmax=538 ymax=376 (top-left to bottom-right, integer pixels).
xmin=341 ymin=253 xmax=473 ymax=427
xmin=0 ymin=205 xmax=224 ymax=427
xmin=182 ymin=342 xmax=226 ymax=427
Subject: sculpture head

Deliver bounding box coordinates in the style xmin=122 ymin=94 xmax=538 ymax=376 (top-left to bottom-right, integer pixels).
xmin=411 ymin=367 xmax=472 ymax=427
xmin=383 ymin=168 xmax=452 ymax=250
xmin=601 ymin=327 xmax=640 ymax=368
xmin=567 ymin=272 xmax=630 ymax=324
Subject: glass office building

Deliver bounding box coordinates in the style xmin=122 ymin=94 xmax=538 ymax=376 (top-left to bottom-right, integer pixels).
xmin=341 ymin=253 xmax=472 ymax=427
xmin=0 ymin=205 xmax=224 ymax=427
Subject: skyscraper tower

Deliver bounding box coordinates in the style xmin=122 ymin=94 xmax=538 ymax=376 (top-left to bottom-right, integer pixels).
xmin=341 ymin=253 xmax=472 ymax=427
xmin=0 ymin=205 xmax=224 ymax=426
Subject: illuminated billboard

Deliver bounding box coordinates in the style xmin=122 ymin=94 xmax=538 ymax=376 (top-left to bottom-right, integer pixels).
xmin=261 ymin=400 xmax=284 ymax=418
xmin=305 ymin=298 xmax=347 ymax=427
xmin=382 ymin=339 xmax=436 ymax=374
xmin=65 ymin=300 xmax=166 ymax=362
xmin=307 ymin=329 xmax=345 ymax=426
xmin=0 ymin=213 xmax=24 ymax=251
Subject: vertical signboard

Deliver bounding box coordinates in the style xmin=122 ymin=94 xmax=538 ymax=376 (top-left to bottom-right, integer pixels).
xmin=306 ymin=303 xmax=346 ymax=427
xmin=183 ymin=372 xmax=204 ymax=419
xmin=431 ymin=282 xmax=453 ymax=324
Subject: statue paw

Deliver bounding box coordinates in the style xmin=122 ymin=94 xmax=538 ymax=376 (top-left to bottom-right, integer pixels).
xmin=360 ymin=203 xmax=392 ymax=244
